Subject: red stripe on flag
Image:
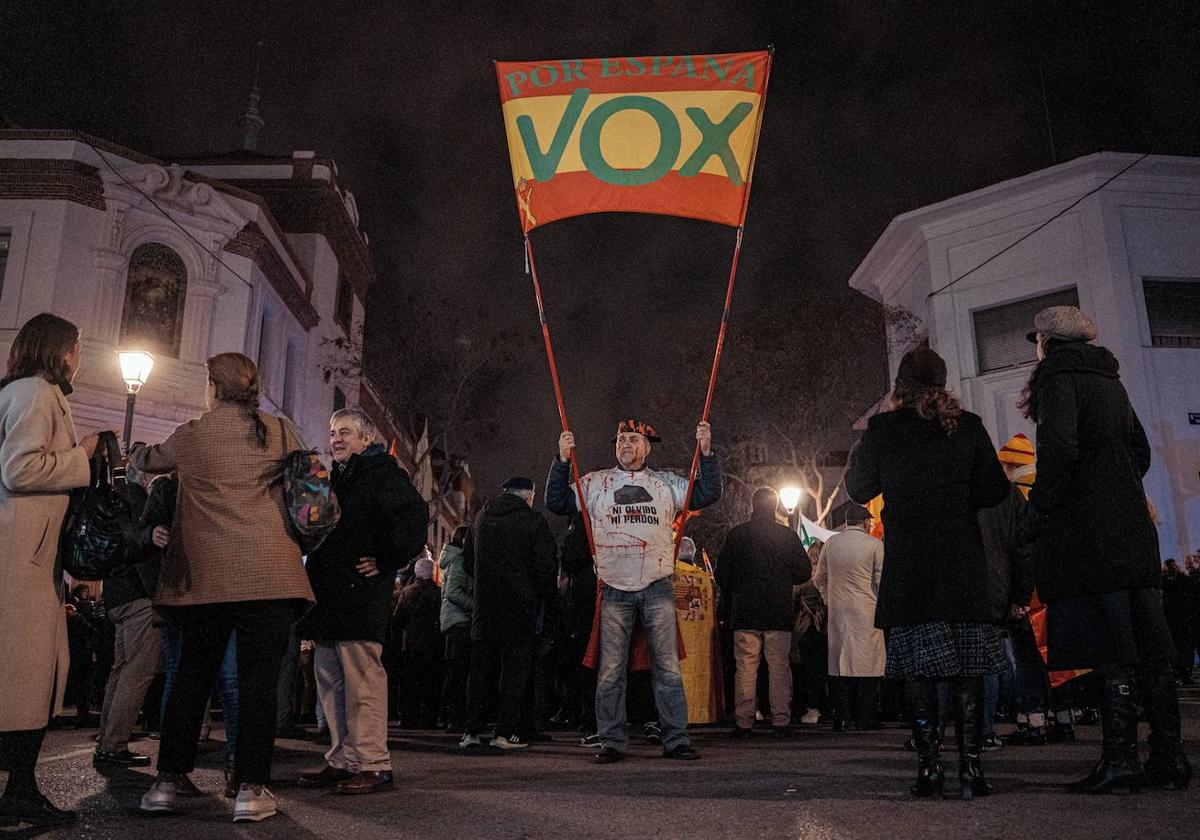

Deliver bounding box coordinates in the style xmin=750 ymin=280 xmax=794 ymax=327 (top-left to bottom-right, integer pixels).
xmin=519 ymin=170 xmax=746 ymax=230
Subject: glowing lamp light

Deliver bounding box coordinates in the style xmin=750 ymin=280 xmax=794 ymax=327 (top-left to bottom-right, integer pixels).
xmin=779 ymin=485 xmax=802 ymax=515
xmin=117 ymin=351 xmax=155 ymax=394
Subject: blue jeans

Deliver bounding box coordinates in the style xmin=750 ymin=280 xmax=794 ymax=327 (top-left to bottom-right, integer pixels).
xmin=595 ymin=578 xmax=689 ymax=752
xmin=161 ymin=620 xmax=239 ymax=761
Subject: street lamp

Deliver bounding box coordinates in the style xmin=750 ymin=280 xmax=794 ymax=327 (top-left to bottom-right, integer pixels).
xmin=117 ymin=350 xmax=155 ymax=454
xmin=779 ymin=485 xmax=803 ymax=532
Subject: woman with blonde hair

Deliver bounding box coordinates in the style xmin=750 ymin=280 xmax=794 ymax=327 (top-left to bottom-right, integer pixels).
xmin=845 ymin=346 xmax=1009 ymax=800
xmin=0 ymin=313 xmax=108 ymax=827
xmin=130 ymin=352 xmax=313 ymax=823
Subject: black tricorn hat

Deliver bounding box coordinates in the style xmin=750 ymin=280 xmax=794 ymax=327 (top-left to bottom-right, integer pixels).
xmin=611 ymin=419 xmax=661 ymax=443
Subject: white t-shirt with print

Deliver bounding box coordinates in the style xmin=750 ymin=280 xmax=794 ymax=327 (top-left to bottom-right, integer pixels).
xmin=577 ymin=466 xmax=688 ymax=592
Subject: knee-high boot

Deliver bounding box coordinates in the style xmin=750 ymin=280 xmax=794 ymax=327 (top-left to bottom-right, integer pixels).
xmin=1138 ymin=660 xmax=1192 ymax=790
xmin=1070 ymin=666 xmax=1143 ymax=794
xmin=954 ymin=676 xmax=992 ymax=800
xmin=908 ymin=679 xmax=944 ymax=798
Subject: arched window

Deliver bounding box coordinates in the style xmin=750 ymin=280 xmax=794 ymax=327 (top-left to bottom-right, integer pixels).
xmin=119 ymin=243 xmax=188 ymax=356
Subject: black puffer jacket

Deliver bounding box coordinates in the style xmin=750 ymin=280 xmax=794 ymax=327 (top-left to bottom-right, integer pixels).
xmin=462 ymin=493 xmax=558 ymax=641
xmin=300 ymin=444 xmax=429 ymax=643
xmin=1026 ymin=341 xmax=1160 ymax=602
xmin=845 ymin=407 xmax=1009 ymax=627
xmin=716 ymin=509 xmax=811 ymax=631
xmin=103 ymin=481 xmax=150 ymax=610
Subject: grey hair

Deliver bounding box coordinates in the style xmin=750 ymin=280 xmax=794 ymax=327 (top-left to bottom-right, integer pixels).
xmin=507 ymin=487 xmax=536 ymax=502
xmin=330 ymin=407 xmax=377 ymax=441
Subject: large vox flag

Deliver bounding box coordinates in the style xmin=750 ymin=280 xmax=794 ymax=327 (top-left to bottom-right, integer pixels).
xmin=496 ymin=51 xmax=771 ymax=232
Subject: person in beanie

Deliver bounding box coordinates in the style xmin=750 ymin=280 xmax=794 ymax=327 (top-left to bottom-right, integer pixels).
xmin=438 ymin=526 xmax=473 ymax=732
xmin=460 ymin=477 xmax=558 ymax=750
xmin=392 ymin=555 xmax=444 ymax=728
xmin=815 ymin=504 xmax=885 ymax=732
xmin=1021 ymin=305 xmax=1190 ymax=793
xmin=547 ymin=419 xmax=721 ymax=763
xmin=296 ymin=407 xmax=428 ymax=796
xmin=845 ymin=347 xmax=1009 ymax=801
xmin=717 ymin=487 xmax=811 ymax=737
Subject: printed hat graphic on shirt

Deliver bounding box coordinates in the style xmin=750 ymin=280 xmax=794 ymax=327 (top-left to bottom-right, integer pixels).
xmin=614 ymin=485 xmax=654 ymax=505
xmin=611 ymin=419 xmax=661 ymax=443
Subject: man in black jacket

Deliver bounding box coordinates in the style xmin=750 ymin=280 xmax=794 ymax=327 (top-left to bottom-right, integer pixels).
xmin=94 ymin=463 xmax=159 ymax=768
xmin=717 ymin=487 xmax=811 ymax=737
xmin=459 ymin=477 xmax=558 ymax=751
xmin=297 ymin=408 xmax=428 ymax=795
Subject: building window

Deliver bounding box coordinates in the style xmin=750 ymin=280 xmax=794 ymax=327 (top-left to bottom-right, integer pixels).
xmin=973 ymin=287 xmax=1080 ymax=375
xmin=282 ymin=341 xmax=301 ymax=417
xmin=0 ymin=228 xmax=10 ymax=301
xmin=744 ymin=443 xmax=768 ymax=466
xmin=335 ymin=273 xmax=353 ymax=335
xmin=1144 ymin=278 xmax=1200 ymax=348
xmin=333 ymin=386 xmax=346 ymax=413
xmin=120 ymin=243 xmax=188 ymax=357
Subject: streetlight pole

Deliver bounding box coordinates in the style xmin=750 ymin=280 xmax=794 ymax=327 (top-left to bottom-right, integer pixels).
xmin=117 ymin=351 xmax=155 ymax=456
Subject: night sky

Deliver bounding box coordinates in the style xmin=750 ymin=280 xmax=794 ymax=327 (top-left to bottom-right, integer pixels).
xmin=4 ymin=1 xmax=1197 ymax=498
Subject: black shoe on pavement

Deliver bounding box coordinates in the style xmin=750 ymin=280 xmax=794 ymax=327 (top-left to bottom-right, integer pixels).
xmin=728 ymin=726 xmax=753 ymax=739
xmin=981 ymin=735 xmax=1003 ymax=752
xmin=578 ymin=733 xmax=602 ymax=748
xmin=93 ymin=748 xmax=152 ymax=767
xmin=0 ymin=791 xmax=77 ymax=827
xmin=772 ymin=726 xmax=799 ymax=738
xmin=594 ymin=747 xmax=625 ymax=764
xmin=1003 ymin=726 xmax=1047 ymax=746
xmin=643 ymin=722 xmax=664 ymax=745
xmin=663 ymin=745 xmax=700 ymax=761
xmin=1048 ymin=723 xmax=1077 ymax=744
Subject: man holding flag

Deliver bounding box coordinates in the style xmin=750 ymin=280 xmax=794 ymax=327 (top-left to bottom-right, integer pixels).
xmin=546 ymin=420 xmax=721 ymax=763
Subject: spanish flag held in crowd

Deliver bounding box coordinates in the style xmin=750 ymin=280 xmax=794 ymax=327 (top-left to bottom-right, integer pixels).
xmin=997 ymin=433 xmax=1087 ymax=688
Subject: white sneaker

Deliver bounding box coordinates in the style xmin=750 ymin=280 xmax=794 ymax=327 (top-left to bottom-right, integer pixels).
xmin=232 ymin=784 xmax=277 ymax=823
xmin=459 ymin=733 xmax=483 ymax=749
xmin=139 ymin=778 xmax=178 ymax=813
xmin=491 ymin=734 xmax=530 ymax=750
xmin=800 ymin=708 xmax=821 ymax=725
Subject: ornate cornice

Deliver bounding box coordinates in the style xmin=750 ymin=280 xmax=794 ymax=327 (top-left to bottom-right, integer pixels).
xmin=225 ymin=222 xmax=319 ymax=329
xmin=0 ymin=158 xmax=105 ymax=209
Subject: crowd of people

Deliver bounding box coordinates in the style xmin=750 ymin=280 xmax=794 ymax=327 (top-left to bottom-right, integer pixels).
xmin=0 ymin=303 xmax=1194 ymax=827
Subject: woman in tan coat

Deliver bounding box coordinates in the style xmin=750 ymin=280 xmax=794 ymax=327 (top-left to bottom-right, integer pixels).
xmin=130 ymin=352 xmax=314 ymax=824
xmin=0 ymin=313 xmax=105 ymax=828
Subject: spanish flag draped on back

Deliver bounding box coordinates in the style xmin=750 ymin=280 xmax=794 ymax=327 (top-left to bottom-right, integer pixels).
xmin=496 ymin=51 xmax=771 ymax=232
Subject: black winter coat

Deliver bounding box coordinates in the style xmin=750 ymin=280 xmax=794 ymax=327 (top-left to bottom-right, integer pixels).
xmin=716 ymin=510 xmax=811 ymax=631
xmin=977 ymin=484 xmax=1035 ymax=620
xmin=1026 ymin=342 xmax=1160 ymax=601
xmin=462 ymin=493 xmax=558 ymax=641
xmin=104 ymin=481 xmax=150 ymax=610
xmin=845 ymin=407 xmax=1009 ymax=627
xmin=300 ymin=444 xmax=429 ymax=644
xmin=392 ymin=577 xmax=443 ymax=654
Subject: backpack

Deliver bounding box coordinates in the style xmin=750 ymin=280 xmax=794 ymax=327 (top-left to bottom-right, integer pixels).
xmin=277 ymin=418 xmax=340 ymax=553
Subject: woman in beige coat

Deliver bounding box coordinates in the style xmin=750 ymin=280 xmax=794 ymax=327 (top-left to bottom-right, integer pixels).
xmin=0 ymin=313 xmax=106 ymax=828
xmin=130 ymin=352 xmax=313 ymax=824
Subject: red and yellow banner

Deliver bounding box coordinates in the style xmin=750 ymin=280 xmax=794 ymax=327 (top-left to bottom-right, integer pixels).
xmin=496 ymin=51 xmax=771 ymax=232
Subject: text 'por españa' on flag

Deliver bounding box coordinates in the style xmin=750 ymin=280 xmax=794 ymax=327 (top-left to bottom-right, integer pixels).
xmin=496 ymin=51 xmax=771 ymax=232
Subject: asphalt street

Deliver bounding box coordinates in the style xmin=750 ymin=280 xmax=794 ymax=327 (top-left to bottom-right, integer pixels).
xmin=5 ymin=696 xmax=1199 ymax=840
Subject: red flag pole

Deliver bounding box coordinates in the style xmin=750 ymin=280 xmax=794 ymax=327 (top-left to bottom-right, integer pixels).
xmin=525 ymin=235 xmax=597 ymax=556
xmin=674 ymin=47 xmax=775 ymax=558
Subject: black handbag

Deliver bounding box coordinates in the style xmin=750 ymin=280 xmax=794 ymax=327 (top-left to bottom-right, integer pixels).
xmin=61 ymin=431 xmax=133 ymax=580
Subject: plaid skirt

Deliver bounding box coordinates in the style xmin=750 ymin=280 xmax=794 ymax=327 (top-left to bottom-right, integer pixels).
xmin=885 ymin=622 xmax=1006 ymax=679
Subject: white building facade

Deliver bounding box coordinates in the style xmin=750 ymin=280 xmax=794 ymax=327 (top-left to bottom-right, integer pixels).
xmin=0 ymin=130 xmax=370 ymax=452
xmin=850 ymin=152 xmax=1200 ymax=562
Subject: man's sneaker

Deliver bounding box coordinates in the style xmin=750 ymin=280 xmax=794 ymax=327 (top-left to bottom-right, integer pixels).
xmin=594 ymin=746 xmax=624 ymax=764
xmin=578 ymin=733 xmax=601 ymax=748
xmin=643 ymin=722 xmax=664 ymax=745
xmin=800 ymin=708 xmax=821 ymax=725
xmin=232 ymin=785 xmax=277 ymax=823
xmin=139 ymin=777 xmax=179 ymax=814
xmin=492 ymin=734 xmax=529 ymax=750
xmin=981 ymin=735 xmax=1003 ymax=752
xmin=458 ymin=733 xmax=483 ymax=750
xmin=94 ymin=748 xmax=152 ymax=767
xmin=663 ymin=744 xmax=700 ymax=760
